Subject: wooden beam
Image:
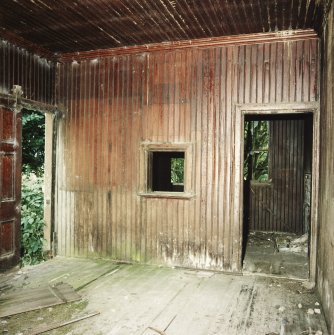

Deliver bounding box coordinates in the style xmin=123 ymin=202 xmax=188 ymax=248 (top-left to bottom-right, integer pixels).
xmin=58 ymin=29 xmax=318 ymax=61
xmin=0 ymin=92 xmax=57 ymax=114
xmin=43 ymin=113 xmax=54 ymax=253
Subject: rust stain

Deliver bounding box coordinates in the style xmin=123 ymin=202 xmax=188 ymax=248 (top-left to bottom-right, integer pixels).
xmin=55 ymin=38 xmax=319 ymax=271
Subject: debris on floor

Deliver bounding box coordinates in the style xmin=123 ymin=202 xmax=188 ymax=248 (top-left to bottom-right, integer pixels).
xmin=279 ymin=233 xmax=309 ymax=253
xmin=0 ymin=257 xmax=329 ymax=335
xmin=302 ymin=281 xmax=316 ymax=290
xmin=246 ymin=231 xmax=309 ymax=253
xmin=0 ymin=299 xmax=89 ymax=335
xmin=0 ymin=282 xmax=81 ymax=318
xmin=29 ymin=312 xmax=100 ymax=335
xmin=243 ymin=231 xmax=309 ymax=279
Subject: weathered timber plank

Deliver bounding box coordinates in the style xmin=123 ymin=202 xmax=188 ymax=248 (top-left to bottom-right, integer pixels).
xmin=0 ymin=283 xmax=80 ymax=318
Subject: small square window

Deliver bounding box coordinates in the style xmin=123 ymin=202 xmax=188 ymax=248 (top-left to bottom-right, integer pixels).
xmin=151 ymin=151 xmax=185 ymax=192
xmin=139 ymin=143 xmax=193 ymax=198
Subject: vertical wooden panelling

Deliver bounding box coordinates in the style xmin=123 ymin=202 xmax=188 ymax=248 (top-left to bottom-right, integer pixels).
xmin=56 ymin=37 xmax=319 ymax=271
xmin=318 ymin=2 xmax=334 ymax=334
xmin=0 ymin=39 xmax=55 ymax=104
xmin=0 ymin=105 xmax=22 ymax=270
xmin=248 ymin=118 xmax=306 ymax=234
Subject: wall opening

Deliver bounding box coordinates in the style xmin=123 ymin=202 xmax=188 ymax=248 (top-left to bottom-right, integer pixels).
xmin=151 ymin=151 xmax=185 ymax=192
xmin=140 ymin=142 xmax=193 ymax=198
xmin=242 ymin=113 xmax=313 ymax=279
xmin=244 ymin=120 xmax=270 ymax=183
xmin=21 ymin=108 xmax=46 ymax=265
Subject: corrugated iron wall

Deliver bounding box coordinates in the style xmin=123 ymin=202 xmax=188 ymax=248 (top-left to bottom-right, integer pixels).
xmin=248 ymin=118 xmax=306 ymax=234
xmin=0 ymin=39 xmax=55 ymax=104
xmin=55 ymin=38 xmax=319 ymax=271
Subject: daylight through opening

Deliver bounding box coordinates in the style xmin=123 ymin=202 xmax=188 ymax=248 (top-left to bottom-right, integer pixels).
xmin=21 ymin=109 xmax=45 ymax=266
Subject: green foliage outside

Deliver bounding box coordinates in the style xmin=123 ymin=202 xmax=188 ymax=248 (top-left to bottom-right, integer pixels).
xmin=21 ymin=109 xmax=45 ymax=266
xmin=21 ymin=173 xmax=45 ymax=265
xmin=171 ymin=158 xmax=184 ymax=184
xmin=244 ymin=120 xmax=270 ymax=182
xmin=22 ymin=110 xmax=45 ymax=175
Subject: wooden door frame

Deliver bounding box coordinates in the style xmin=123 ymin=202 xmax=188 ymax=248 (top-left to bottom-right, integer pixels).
xmin=0 ymin=89 xmax=57 ymax=269
xmin=19 ymin=108 xmax=55 ymax=254
xmin=234 ymin=102 xmax=320 ymax=283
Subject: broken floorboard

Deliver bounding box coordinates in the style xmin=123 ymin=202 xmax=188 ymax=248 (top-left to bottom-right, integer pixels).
xmin=0 ymin=257 xmax=120 ymax=292
xmin=0 ymin=282 xmax=81 ymax=318
xmin=0 ymin=257 xmax=329 ymax=335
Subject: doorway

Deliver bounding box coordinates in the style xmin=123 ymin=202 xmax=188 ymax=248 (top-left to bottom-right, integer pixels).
xmin=0 ymin=92 xmax=54 ymax=271
xmin=242 ymin=113 xmax=313 ymax=279
xmin=20 ymin=108 xmax=46 ymax=265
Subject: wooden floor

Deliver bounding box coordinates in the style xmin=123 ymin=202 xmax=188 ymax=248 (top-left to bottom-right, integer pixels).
xmin=0 ymin=257 xmax=329 ymax=335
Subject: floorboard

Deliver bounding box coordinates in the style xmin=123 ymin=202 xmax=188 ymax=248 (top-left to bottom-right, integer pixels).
xmin=0 ymin=257 xmax=329 ymax=335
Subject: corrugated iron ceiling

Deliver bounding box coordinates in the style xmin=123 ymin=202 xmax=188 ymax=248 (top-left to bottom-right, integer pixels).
xmin=0 ymin=0 xmax=330 ymax=54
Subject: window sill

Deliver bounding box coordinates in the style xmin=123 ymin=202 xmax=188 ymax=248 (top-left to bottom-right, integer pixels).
xmin=138 ymin=192 xmax=195 ymax=199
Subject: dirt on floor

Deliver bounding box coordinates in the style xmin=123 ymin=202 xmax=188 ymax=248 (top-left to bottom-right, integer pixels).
xmin=0 ymin=300 xmax=89 ymax=335
xmin=243 ymin=231 xmax=309 ymax=279
xmin=0 ymin=257 xmax=329 ymax=335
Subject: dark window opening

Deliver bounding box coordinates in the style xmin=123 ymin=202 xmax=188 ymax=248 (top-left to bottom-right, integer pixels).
xmin=244 ymin=120 xmax=270 ymax=182
xmin=151 ymin=151 xmax=185 ymax=192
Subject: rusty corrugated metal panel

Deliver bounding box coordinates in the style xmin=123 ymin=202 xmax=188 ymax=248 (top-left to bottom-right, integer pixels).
xmin=0 ymin=0 xmax=327 ymax=53
xmin=248 ymin=117 xmax=308 ymax=234
xmin=0 ymin=39 xmax=55 ymax=104
xmin=55 ymin=37 xmax=319 ymax=271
